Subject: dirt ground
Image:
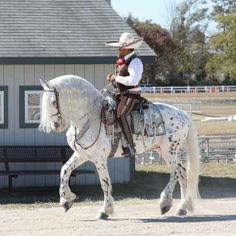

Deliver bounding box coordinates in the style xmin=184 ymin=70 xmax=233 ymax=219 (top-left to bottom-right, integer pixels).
xmin=0 ymin=198 xmax=235 ymax=236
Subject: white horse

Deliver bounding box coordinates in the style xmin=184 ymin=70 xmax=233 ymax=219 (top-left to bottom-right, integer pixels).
xmin=39 ymin=75 xmax=200 ymax=219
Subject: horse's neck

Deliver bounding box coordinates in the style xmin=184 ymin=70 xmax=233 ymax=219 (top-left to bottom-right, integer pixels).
xmin=60 ymin=89 xmax=102 ymax=129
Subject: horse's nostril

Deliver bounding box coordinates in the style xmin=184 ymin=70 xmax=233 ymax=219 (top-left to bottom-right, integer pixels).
xmin=54 ymin=122 xmax=60 ymax=129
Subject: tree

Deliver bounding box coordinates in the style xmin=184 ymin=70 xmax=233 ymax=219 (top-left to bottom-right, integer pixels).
xmin=206 ymin=1 xmax=236 ymax=83
xmin=127 ymin=16 xmax=177 ymax=85
xmin=169 ymin=0 xmax=209 ymax=85
xmin=126 ymin=0 xmax=210 ymax=86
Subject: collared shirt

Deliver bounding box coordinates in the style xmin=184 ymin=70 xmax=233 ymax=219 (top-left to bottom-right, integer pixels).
xmin=115 ymin=51 xmax=143 ymax=86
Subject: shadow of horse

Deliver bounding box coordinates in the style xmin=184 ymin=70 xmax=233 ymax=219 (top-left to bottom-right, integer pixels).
xmin=139 ymin=214 xmax=236 ymax=223
xmin=79 ymin=214 xmax=236 ymax=223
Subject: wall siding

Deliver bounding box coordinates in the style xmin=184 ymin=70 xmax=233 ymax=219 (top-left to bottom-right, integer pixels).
xmin=0 ymin=64 xmax=131 ymax=189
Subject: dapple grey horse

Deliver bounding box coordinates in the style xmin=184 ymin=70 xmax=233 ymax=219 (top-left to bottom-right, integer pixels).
xmin=39 ymin=75 xmax=200 ymax=219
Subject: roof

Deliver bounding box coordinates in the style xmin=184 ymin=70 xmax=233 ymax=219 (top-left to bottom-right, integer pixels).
xmin=0 ymin=0 xmax=156 ymax=64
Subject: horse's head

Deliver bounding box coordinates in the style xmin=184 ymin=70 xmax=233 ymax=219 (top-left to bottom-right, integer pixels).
xmin=39 ymin=79 xmax=66 ymax=133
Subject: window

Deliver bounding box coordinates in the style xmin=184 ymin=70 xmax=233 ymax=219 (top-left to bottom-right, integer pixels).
xmin=20 ymin=86 xmax=43 ymax=128
xmin=0 ymin=86 xmax=8 ymax=128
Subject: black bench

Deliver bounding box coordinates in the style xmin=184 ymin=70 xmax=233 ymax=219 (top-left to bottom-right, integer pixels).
xmin=0 ymin=145 xmax=95 ymax=189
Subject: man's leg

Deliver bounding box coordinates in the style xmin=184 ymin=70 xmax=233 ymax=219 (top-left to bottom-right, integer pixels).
xmin=117 ymin=96 xmax=137 ymax=155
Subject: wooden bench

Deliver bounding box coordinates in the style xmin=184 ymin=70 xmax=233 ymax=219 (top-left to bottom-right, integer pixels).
xmin=0 ymin=145 xmax=95 ymax=189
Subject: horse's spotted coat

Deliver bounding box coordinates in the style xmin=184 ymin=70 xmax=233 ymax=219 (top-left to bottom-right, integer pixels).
xmin=39 ymin=75 xmax=200 ymax=219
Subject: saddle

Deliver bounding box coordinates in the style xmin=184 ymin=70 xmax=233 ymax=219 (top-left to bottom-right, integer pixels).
xmin=101 ymin=95 xmax=165 ymax=138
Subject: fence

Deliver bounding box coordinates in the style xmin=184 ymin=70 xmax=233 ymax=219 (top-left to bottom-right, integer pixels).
xmin=136 ymin=134 xmax=236 ymax=165
xmin=141 ymin=85 xmax=236 ymax=93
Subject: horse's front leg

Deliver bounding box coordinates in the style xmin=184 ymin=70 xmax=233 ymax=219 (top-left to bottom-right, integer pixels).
xmin=95 ymin=159 xmax=114 ymax=220
xmin=59 ymin=152 xmax=86 ymax=212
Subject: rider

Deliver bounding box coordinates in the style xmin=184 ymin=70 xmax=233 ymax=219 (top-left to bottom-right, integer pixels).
xmin=105 ymin=32 xmax=143 ymax=156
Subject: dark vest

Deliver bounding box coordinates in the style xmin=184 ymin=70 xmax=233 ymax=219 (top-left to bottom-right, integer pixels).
xmin=115 ymin=54 xmax=141 ymax=93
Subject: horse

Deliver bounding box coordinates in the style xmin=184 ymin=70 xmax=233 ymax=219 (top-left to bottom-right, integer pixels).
xmin=39 ymin=75 xmax=200 ymax=219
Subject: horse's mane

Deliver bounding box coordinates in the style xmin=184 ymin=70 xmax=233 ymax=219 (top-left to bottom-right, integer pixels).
xmin=49 ymin=75 xmax=99 ymax=95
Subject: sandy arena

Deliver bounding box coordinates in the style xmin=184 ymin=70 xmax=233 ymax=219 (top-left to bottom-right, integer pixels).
xmin=0 ymin=198 xmax=235 ymax=236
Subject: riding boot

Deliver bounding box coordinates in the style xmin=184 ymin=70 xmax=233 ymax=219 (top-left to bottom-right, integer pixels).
xmin=119 ymin=118 xmax=136 ymax=156
xmin=121 ymin=146 xmax=130 ymax=157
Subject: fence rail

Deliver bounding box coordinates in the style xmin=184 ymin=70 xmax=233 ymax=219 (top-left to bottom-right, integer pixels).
xmin=136 ymin=135 xmax=236 ymax=165
xmin=141 ymin=85 xmax=236 ymax=93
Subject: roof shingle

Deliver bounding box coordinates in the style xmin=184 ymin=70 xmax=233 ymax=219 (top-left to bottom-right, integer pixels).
xmin=0 ymin=0 xmax=155 ymax=64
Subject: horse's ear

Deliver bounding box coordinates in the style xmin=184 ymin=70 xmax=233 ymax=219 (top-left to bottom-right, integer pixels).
xmin=40 ymin=79 xmax=46 ymax=89
xmin=40 ymin=79 xmax=53 ymax=90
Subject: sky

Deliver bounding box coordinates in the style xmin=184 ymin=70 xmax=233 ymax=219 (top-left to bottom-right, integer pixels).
xmin=111 ymin=0 xmax=217 ymax=35
xmin=111 ymin=0 xmax=180 ymax=29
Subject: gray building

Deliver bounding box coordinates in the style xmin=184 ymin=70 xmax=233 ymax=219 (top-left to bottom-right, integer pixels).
xmin=0 ymin=0 xmax=155 ymax=188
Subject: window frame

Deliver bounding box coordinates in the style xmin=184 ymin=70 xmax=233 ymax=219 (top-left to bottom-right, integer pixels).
xmin=0 ymin=86 xmax=8 ymax=129
xmin=19 ymin=86 xmax=43 ymax=128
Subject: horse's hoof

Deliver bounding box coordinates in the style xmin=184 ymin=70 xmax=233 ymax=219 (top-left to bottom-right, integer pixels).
xmin=161 ymin=205 xmax=171 ymax=215
xmin=176 ymin=208 xmax=187 ymax=216
xmin=96 ymin=212 xmax=109 ymax=220
xmin=63 ymin=201 xmax=73 ymax=213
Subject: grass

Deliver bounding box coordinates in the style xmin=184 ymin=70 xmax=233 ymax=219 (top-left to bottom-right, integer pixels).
xmin=136 ymin=162 xmax=236 ymax=178
xmin=143 ymin=91 xmax=236 ymax=100
xmin=0 ymin=162 xmax=235 ymax=208
xmin=143 ymin=91 xmax=236 ymax=135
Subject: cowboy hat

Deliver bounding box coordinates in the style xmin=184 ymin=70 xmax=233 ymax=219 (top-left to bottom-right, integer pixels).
xmin=105 ymin=32 xmax=143 ymax=49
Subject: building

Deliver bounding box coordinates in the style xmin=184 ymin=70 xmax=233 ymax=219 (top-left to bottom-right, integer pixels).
xmin=0 ymin=0 xmax=155 ymax=188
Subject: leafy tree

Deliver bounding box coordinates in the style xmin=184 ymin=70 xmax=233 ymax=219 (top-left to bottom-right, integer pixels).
xmin=169 ymin=0 xmax=209 ymax=85
xmin=206 ymin=1 xmax=236 ymax=83
xmin=127 ymin=16 xmax=177 ymax=85
xmin=126 ymin=1 xmax=210 ymax=86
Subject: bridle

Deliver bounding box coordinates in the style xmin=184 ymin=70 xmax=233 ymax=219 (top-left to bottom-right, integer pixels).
xmin=43 ymin=84 xmax=102 ymax=150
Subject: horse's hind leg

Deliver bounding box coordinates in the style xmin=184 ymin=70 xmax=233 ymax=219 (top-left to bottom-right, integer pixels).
xmin=94 ymin=159 xmax=114 ymax=220
xmin=176 ymin=162 xmax=193 ymax=216
xmin=59 ymin=152 xmax=86 ymax=212
xmin=158 ymin=151 xmax=178 ymax=215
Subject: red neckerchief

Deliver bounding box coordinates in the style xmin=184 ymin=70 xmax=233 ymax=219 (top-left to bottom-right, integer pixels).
xmin=116 ymin=57 xmax=126 ymax=65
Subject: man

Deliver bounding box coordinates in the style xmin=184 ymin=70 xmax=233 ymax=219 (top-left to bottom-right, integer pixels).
xmin=105 ymin=32 xmax=143 ymax=156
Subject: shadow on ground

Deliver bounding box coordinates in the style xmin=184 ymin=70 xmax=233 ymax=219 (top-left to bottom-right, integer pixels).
xmin=138 ymin=214 xmax=236 ymax=223
xmin=0 ymin=171 xmax=236 ymax=205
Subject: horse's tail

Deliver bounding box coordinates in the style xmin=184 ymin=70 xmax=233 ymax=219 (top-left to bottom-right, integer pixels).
xmin=185 ymin=120 xmax=201 ymax=211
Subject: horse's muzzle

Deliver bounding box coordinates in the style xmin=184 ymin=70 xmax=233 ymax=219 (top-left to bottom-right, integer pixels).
xmin=52 ymin=120 xmax=66 ymax=132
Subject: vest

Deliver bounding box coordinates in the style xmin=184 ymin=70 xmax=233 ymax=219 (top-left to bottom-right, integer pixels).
xmin=115 ymin=54 xmax=141 ymax=94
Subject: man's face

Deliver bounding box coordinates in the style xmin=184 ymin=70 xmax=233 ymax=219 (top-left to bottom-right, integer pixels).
xmin=119 ymin=48 xmax=131 ymax=58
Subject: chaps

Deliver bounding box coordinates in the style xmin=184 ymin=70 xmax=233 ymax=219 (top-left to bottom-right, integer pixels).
xmin=117 ymin=95 xmax=138 ymax=147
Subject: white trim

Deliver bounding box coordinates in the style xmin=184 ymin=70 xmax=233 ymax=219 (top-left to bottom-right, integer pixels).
xmin=0 ymin=91 xmax=4 ymax=124
xmin=24 ymin=90 xmax=43 ymax=124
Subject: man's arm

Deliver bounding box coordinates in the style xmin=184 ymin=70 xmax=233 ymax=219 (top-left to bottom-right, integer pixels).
xmin=115 ymin=58 xmax=143 ymax=86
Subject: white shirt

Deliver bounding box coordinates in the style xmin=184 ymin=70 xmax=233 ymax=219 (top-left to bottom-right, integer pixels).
xmin=115 ymin=51 xmax=143 ymax=86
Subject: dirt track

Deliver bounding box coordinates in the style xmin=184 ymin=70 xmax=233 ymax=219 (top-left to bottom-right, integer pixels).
xmin=0 ymin=198 xmax=235 ymax=236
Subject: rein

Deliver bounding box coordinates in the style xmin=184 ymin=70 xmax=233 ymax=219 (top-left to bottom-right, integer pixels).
xmin=74 ymin=116 xmax=102 ymax=150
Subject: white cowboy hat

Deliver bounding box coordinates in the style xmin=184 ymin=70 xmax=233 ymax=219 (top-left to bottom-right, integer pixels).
xmin=105 ymin=32 xmax=143 ymax=49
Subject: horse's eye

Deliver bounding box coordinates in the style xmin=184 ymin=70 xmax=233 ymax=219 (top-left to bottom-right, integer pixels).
xmin=52 ymin=100 xmax=57 ymax=106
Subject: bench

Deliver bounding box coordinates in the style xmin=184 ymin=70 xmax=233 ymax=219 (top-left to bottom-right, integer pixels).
xmin=0 ymin=145 xmax=95 ymax=189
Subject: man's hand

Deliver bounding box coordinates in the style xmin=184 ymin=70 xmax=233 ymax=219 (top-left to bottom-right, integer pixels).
xmin=106 ymin=73 xmax=116 ymax=82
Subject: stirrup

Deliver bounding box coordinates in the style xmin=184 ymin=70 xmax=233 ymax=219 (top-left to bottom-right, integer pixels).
xmin=127 ymin=144 xmax=136 ymax=156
